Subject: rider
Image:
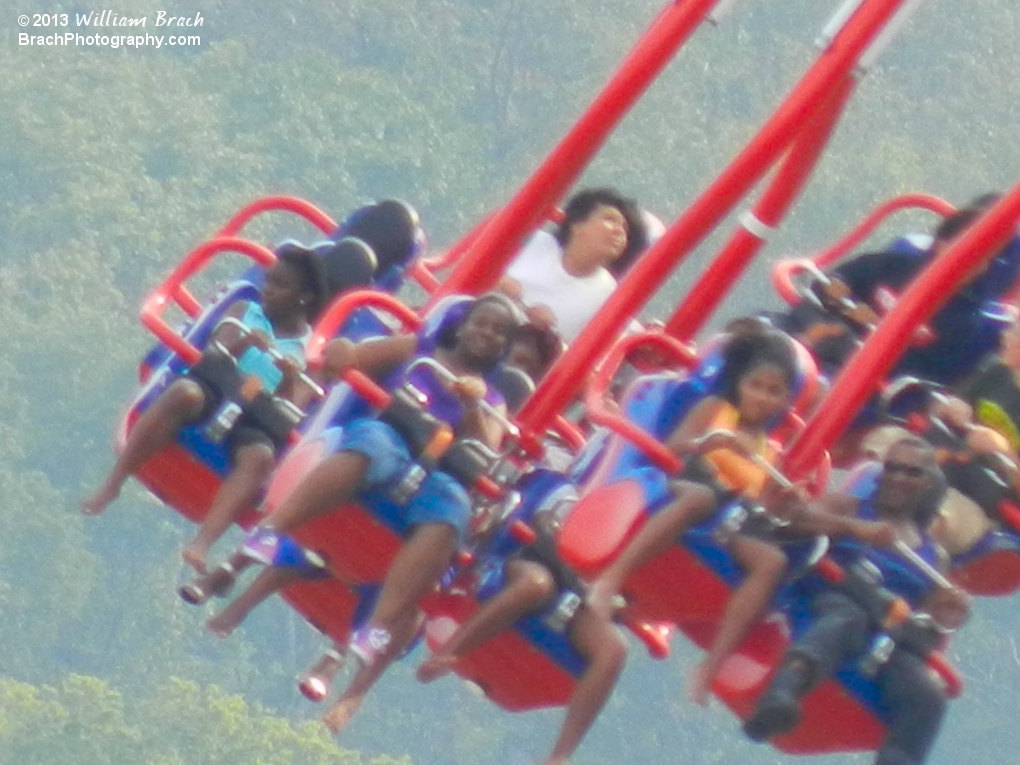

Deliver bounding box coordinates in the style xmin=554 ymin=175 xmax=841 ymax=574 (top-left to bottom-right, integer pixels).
xmin=415 ymin=485 xmax=627 ymax=765
xmin=82 ymin=246 xmax=329 ymax=572
xmin=587 ymin=322 xmax=803 ymax=704
xmin=743 ymin=436 xmax=970 ymax=765
xmin=498 ymin=187 xmax=648 ymax=344
xmin=782 ymin=193 xmax=1018 ymax=384
xmin=185 ymin=294 xmax=520 ymax=720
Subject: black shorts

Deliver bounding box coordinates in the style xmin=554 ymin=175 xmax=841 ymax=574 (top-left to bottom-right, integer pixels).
xmin=677 ymin=457 xmax=779 ymax=543
xmin=183 ymin=362 xmax=283 ymax=464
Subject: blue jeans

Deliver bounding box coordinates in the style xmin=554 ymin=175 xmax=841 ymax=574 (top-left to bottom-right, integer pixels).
xmin=338 ymin=418 xmax=472 ymax=541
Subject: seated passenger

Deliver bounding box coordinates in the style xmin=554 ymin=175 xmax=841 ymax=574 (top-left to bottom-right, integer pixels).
xmin=81 ymin=246 xmax=329 ymax=572
xmin=415 ymin=509 xmax=626 ymax=765
xmin=940 ymin=314 xmax=1020 ymax=457
xmin=505 ymin=323 xmax=564 ymax=384
xmin=587 ymin=324 xmax=800 ymax=705
xmin=185 ymin=295 xmax=520 ymax=717
xmin=872 ymin=321 xmax=1020 ymax=555
xmin=782 ymin=193 xmax=1016 ymax=384
xmin=498 ymin=187 xmax=648 ymax=343
xmin=744 ymin=436 xmax=970 ymax=765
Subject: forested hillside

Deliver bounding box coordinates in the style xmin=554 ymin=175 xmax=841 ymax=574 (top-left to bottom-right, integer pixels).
xmin=2 ymin=0 xmax=1020 ymax=763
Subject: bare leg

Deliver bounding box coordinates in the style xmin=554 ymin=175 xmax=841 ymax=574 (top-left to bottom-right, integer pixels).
xmin=689 ymin=534 xmax=787 ymax=706
xmin=349 ymin=522 xmax=457 ymax=671
xmin=259 ymin=451 xmax=369 ymax=533
xmin=183 ymin=450 xmax=368 ymax=601
xmin=206 ymin=566 xmax=302 ymax=637
xmin=323 ymin=609 xmax=423 ymax=733
xmin=365 ymin=522 xmax=458 ymax=631
xmin=542 ymin=605 xmax=627 ymax=765
xmin=82 ymin=379 xmax=205 ymax=515
xmin=417 ymin=559 xmax=556 ymax=682
xmin=182 ymin=442 xmax=275 ymax=573
xmin=587 ymin=481 xmax=716 ymax=620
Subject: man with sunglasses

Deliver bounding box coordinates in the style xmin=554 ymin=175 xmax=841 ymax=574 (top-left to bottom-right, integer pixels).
xmin=744 ymin=436 xmax=970 ymax=765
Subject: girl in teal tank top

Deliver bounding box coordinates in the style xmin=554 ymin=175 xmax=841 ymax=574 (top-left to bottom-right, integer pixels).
xmin=82 ymin=247 xmax=328 ymax=577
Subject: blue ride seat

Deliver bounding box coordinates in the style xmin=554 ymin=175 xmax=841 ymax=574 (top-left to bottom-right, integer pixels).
xmin=132 ymin=278 xmax=263 ymax=480
xmin=260 ymin=294 xmax=529 ymax=583
xmin=561 ymin=329 xmax=817 ymax=575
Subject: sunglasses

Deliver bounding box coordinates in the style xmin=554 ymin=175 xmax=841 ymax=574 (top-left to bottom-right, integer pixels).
xmin=882 ymin=461 xmax=926 ymax=478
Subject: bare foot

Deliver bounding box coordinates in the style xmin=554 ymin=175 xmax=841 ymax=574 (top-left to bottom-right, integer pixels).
xmin=322 ymin=694 xmax=364 ymax=733
xmin=181 ymin=543 xmax=209 ymax=574
xmin=206 ymin=611 xmax=239 ymax=639
xmin=687 ymin=661 xmax=712 ymax=707
xmin=81 ymin=483 xmax=120 ymax=516
xmin=415 ymin=653 xmax=456 ymax=683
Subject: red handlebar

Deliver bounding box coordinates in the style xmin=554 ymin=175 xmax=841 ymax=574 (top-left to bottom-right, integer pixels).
xmin=140 ymin=237 xmax=277 ymax=365
xmin=584 ymin=331 xmax=698 ymax=473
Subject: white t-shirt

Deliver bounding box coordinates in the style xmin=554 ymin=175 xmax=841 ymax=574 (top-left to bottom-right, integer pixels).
xmin=506 ymin=231 xmax=618 ymax=343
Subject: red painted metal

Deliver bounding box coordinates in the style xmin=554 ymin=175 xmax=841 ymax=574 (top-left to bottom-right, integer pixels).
xmin=139 ymin=236 xmax=278 ymax=366
xmin=785 ymin=184 xmax=1020 ymax=478
xmin=813 ymin=192 xmax=954 ymax=270
xmin=433 ymin=0 xmax=725 ymax=301
xmin=519 ymin=0 xmax=914 ymax=437
xmin=215 ymin=195 xmax=337 ymax=238
xmin=304 ymin=290 xmax=423 ymax=368
xmin=584 ymin=330 xmax=698 ymax=473
xmin=771 ymin=193 xmax=955 ymax=306
xmin=664 ymin=74 xmax=857 ymax=342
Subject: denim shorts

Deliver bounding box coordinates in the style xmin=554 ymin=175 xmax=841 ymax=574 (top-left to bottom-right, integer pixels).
xmin=338 ymin=418 xmax=471 ymax=541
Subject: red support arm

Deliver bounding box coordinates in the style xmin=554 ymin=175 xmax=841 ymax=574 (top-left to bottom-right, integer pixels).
xmin=431 ymin=0 xmax=725 ymax=302
xmin=215 ymin=195 xmax=337 ymax=239
xmin=304 ymin=290 xmax=423 ymax=368
xmin=518 ymin=0 xmax=913 ymax=437
xmin=784 ymin=184 xmax=1020 ymax=478
xmin=583 ymin=331 xmax=698 ymax=473
xmin=139 ymin=237 xmax=277 ymax=366
xmin=663 ymin=73 xmax=856 ymax=342
xmin=813 ymin=193 xmax=954 ymax=270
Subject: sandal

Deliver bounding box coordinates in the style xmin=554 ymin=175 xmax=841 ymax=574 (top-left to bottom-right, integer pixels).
xmin=297 ymin=647 xmax=345 ymax=702
xmin=178 ymin=561 xmax=237 ymax=605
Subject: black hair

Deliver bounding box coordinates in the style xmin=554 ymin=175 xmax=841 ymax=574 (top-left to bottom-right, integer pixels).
xmin=274 ymin=243 xmax=330 ymax=322
xmin=435 ymin=293 xmax=523 ymax=359
xmin=934 ymin=192 xmax=1000 ymax=243
xmin=512 ymin=323 xmax=564 ymax=379
xmin=718 ymin=325 xmax=798 ymax=406
xmin=554 ymin=187 xmax=649 ymax=278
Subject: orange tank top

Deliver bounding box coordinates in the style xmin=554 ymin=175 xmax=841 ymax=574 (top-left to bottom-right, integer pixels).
xmin=700 ymin=401 xmax=776 ymax=498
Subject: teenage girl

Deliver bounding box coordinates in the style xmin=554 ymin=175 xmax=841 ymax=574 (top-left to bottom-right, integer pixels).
xmin=82 ymin=246 xmax=328 ymax=576
xmin=587 ymin=326 xmax=800 ymax=705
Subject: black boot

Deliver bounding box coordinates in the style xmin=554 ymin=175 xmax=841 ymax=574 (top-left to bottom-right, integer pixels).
xmin=743 ymin=658 xmax=811 ymax=742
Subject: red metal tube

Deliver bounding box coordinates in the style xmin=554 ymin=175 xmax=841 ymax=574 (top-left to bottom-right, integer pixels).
xmin=305 ymin=290 xmax=423 ymax=368
xmin=813 ymin=192 xmax=954 ymax=270
xmin=139 ymin=236 xmax=278 ymax=365
xmin=216 ymin=195 xmax=337 ymax=238
xmin=518 ymin=0 xmax=912 ymax=436
xmin=432 ymin=0 xmax=725 ymax=301
xmin=663 ymin=74 xmax=857 ymax=342
xmin=784 ymin=184 xmax=1020 ymax=478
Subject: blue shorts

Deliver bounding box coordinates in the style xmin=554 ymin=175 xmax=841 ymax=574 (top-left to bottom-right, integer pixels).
xmin=338 ymin=418 xmax=471 ymax=541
